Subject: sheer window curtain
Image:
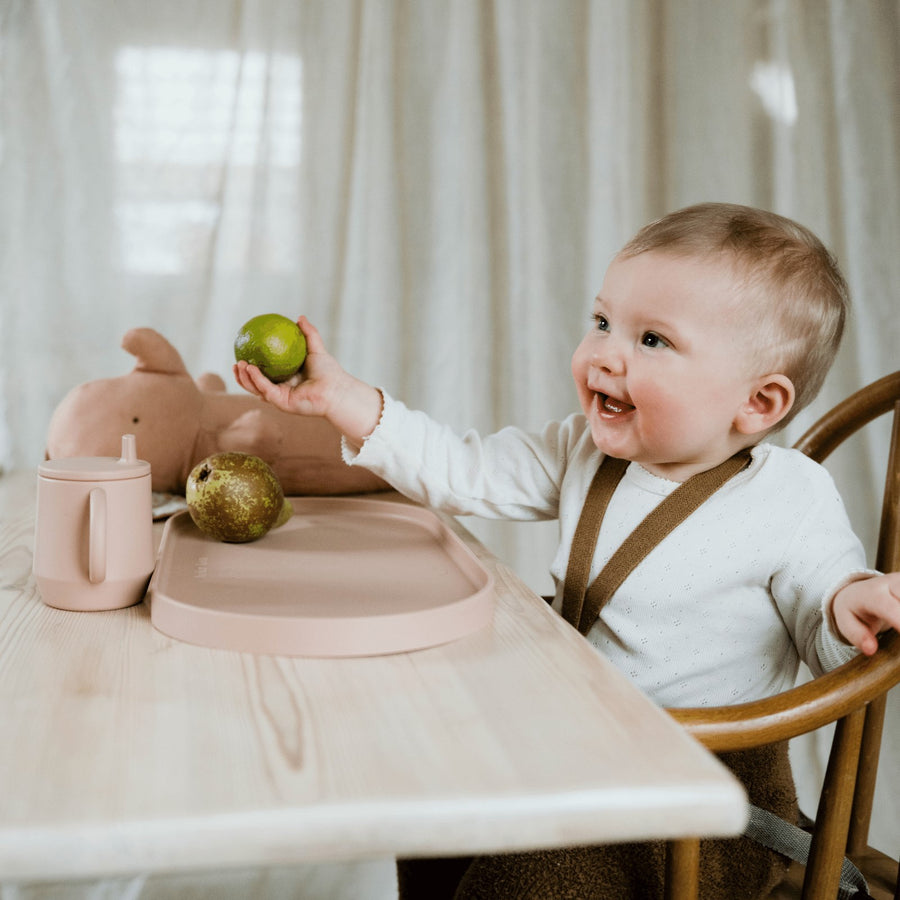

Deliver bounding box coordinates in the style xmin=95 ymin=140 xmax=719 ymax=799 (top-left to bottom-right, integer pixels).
xmin=1 ymin=0 xmax=898 ymax=892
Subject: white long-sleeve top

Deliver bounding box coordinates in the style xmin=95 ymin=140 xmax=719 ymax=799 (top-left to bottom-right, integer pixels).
xmin=343 ymin=394 xmax=869 ymax=708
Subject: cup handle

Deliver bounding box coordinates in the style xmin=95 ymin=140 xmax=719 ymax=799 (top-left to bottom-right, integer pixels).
xmin=89 ymin=488 xmax=107 ymax=584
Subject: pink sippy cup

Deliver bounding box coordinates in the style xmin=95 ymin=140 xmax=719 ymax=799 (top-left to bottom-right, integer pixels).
xmin=34 ymin=434 xmax=155 ymax=611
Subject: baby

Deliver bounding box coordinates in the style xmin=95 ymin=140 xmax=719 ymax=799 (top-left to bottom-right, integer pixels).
xmin=235 ymin=202 xmax=900 ymax=898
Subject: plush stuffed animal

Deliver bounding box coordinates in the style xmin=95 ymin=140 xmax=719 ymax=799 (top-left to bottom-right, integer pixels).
xmin=45 ymin=327 xmax=388 ymax=496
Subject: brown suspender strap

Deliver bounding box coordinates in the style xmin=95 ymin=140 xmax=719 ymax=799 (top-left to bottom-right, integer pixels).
xmin=562 ymin=449 xmax=753 ymax=636
xmin=561 ymin=456 xmax=629 ymax=628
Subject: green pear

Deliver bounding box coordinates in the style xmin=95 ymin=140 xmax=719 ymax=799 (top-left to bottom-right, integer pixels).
xmin=186 ymin=452 xmax=285 ymax=543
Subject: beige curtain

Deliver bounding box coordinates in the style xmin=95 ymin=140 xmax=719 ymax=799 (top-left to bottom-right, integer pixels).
xmin=1 ymin=1 xmax=898 ymax=895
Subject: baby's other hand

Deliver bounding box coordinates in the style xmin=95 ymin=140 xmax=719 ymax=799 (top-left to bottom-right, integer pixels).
xmin=831 ymin=573 xmax=900 ymax=656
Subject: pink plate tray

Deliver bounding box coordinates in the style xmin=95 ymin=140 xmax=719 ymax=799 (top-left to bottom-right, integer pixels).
xmin=148 ymin=497 xmax=495 ymax=657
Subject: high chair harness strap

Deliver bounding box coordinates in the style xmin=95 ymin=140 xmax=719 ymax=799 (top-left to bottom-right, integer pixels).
xmin=561 ymin=449 xmax=753 ymax=636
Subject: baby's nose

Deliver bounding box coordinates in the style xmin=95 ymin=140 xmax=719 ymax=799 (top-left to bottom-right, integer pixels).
xmin=593 ymin=341 xmax=626 ymax=375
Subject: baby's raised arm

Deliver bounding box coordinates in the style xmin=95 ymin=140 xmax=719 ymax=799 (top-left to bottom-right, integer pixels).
xmin=233 ymin=316 xmax=383 ymax=449
xmin=831 ymin=572 xmax=900 ymax=655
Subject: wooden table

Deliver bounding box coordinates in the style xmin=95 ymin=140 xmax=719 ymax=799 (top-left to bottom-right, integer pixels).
xmin=0 ymin=469 xmax=747 ymax=882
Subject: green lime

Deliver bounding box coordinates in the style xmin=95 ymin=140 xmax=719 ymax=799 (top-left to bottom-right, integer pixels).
xmin=234 ymin=314 xmax=307 ymax=382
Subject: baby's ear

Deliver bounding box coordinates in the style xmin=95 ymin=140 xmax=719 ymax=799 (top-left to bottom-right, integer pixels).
xmin=735 ymin=374 xmax=795 ymax=436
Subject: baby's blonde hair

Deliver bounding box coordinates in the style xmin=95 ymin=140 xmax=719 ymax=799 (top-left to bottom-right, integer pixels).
xmin=618 ymin=202 xmax=849 ymax=428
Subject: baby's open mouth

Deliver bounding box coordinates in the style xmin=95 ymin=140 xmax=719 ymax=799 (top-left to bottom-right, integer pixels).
xmin=599 ymin=393 xmax=636 ymax=415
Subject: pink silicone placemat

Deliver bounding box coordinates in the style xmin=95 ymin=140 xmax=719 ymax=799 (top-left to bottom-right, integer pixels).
xmin=148 ymin=497 xmax=494 ymax=657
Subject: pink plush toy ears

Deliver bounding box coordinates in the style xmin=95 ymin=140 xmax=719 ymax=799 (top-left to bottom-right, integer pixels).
xmin=121 ymin=328 xmax=190 ymax=376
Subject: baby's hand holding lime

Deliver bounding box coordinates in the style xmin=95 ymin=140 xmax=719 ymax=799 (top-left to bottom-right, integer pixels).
xmin=234 ymin=314 xmax=307 ymax=382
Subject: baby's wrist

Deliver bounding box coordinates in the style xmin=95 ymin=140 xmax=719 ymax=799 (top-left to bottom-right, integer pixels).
xmin=331 ymin=377 xmax=383 ymax=448
xmin=826 ymin=587 xmax=849 ymax=643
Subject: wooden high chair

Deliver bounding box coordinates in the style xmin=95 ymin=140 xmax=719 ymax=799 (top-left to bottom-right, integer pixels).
xmin=665 ymin=370 xmax=900 ymax=900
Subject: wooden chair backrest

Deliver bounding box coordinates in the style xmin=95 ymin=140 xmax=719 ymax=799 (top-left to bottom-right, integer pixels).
xmin=793 ymin=371 xmax=900 ymax=855
xmin=666 ymin=371 xmax=900 ymax=900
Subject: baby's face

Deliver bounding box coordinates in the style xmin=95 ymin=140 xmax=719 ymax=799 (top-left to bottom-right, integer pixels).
xmin=571 ymin=250 xmax=759 ymax=482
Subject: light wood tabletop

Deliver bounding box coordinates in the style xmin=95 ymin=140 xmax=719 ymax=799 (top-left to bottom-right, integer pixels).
xmin=0 ymin=469 xmax=747 ymax=882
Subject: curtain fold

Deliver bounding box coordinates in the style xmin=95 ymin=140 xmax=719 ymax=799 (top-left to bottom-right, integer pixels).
xmin=2 ymin=0 xmax=898 ymax=880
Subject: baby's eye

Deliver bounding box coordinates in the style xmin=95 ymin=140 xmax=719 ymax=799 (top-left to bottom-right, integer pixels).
xmin=641 ymin=331 xmax=669 ymax=348
xmin=592 ymin=313 xmax=610 ymax=332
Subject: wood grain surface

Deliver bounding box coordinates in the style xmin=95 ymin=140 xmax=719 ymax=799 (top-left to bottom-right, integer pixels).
xmin=0 ymin=470 xmax=746 ymax=881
